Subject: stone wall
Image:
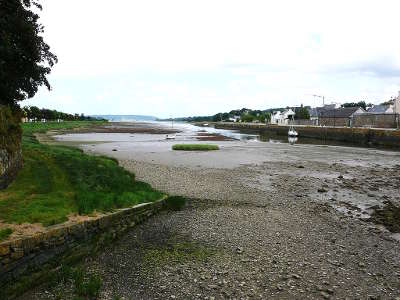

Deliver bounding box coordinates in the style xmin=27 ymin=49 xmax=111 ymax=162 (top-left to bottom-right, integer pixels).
xmin=319 ymin=117 xmax=350 ymax=127
xmin=263 ymin=125 xmax=400 ymax=147
xmin=352 ymin=113 xmax=399 ymax=129
xmin=0 ymin=105 xmax=22 ymax=189
xmin=293 ymin=119 xmax=317 ymax=126
xmin=0 ymin=197 xmax=167 ymax=299
xmin=212 ymin=122 xmax=400 ymax=148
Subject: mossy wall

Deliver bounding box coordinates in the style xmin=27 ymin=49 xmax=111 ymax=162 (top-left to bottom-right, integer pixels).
xmin=0 ymin=105 xmax=23 ymax=189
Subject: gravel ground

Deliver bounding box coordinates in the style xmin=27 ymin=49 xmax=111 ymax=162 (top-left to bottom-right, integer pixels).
xmin=21 ymin=124 xmax=400 ymax=299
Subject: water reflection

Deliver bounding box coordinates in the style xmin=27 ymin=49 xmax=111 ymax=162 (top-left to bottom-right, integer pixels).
xmin=160 ymin=121 xmax=398 ymax=150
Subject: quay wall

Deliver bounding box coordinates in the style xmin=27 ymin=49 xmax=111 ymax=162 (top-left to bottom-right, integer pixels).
xmin=211 ymin=122 xmax=400 ymax=148
xmin=0 ymin=197 xmax=167 ymax=299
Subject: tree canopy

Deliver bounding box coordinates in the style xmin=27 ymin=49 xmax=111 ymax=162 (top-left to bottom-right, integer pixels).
xmin=0 ymin=0 xmax=57 ymax=106
xmin=341 ymin=101 xmax=371 ymax=110
xmin=22 ymin=106 xmax=98 ymax=121
xmin=294 ymin=106 xmax=310 ymax=120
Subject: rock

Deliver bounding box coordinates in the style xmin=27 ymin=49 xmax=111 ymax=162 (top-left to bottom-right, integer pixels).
xmin=236 ymin=247 xmax=243 ymax=254
xmin=318 ymin=188 xmax=328 ymax=193
xmin=112 ymin=149 xmax=118 ymax=151
xmin=321 ymin=291 xmax=331 ymax=299
xmin=291 ymin=273 xmax=301 ymax=279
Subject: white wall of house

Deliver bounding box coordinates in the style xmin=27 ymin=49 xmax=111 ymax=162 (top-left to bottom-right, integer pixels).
xmin=395 ymin=91 xmax=400 ymax=114
xmin=270 ymin=109 xmax=295 ymax=125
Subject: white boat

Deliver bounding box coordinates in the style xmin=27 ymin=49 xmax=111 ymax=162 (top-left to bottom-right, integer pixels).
xmin=288 ymin=125 xmax=298 ymax=137
xmin=166 ymin=134 xmax=176 ymax=140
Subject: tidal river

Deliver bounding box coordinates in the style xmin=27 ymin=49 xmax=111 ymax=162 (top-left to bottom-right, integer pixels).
xmin=40 ymin=120 xmax=400 ymax=299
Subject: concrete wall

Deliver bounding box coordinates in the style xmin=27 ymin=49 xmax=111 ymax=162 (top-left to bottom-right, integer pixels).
xmin=0 ymin=105 xmax=23 ymax=189
xmin=0 ymin=197 xmax=167 ymax=299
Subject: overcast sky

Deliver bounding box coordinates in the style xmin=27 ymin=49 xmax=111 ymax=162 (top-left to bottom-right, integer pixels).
xmin=23 ymin=0 xmax=400 ymax=118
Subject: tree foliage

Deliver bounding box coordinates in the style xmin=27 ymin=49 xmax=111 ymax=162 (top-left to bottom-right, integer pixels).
xmin=0 ymin=0 xmax=57 ymax=105
xmin=294 ymin=106 xmax=310 ymax=120
xmin=22 ymin=106 xmax=98 ymax=121
xmin=341 ymin=101 xmax=371 ymax=110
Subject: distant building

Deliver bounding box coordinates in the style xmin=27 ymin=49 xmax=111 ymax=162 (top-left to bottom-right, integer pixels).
xmin=308 ymin=104 xmax=341 ymax=126
xmin=367 ymin=104 xmax=394 ymax=114
xmin=270 ymin=109 xmax=295 ymax=125
xmin=395 ymin=91 xmax=400 ymax=114
xmin=228 ymin=115 xmax=241 ymax=122
xmin=319 ymin=107 xmax=365 ymax=127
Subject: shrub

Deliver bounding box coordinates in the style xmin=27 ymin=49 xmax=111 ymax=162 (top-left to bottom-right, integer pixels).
xmin=0 ymin=228 xmax=13 ymax=241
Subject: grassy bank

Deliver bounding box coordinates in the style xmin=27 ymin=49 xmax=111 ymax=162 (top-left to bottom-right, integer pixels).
xmin=0 ymin=121 xmax=164 ymax=227
xmin=172 ymin=144 xmax=219 ymax=151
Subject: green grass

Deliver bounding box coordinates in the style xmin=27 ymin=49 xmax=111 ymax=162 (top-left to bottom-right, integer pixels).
xmin=172 ymin=144 xmax=219 ymax=151
xmin=0 ymin=121 xmax=164 ymax=226
xmin=0 ymin=228 xmax=13 ymax=241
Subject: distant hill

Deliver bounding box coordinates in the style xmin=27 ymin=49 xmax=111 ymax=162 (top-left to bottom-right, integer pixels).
xmin=91 ymin=115 xmax=157 ymax=122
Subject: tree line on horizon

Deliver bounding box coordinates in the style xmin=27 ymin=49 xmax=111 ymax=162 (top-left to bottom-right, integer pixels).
xmin=163 ymin=107 xmax=308 ymax=123
xmin=21 ymin=106 xmax=98 ymax=121
xmin=162 ymin=99 xmax=395 ymax=123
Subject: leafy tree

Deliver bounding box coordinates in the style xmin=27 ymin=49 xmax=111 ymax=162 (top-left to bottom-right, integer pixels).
xmin=0 ymin=0 xmax=57 ymax=106
xmin=241 ymin=113 xmax=255 ymax=122
xmin=341 ymin=101 xmax=370 ymax=110
xmin=295 ymin=106 xmax=310 ymax=120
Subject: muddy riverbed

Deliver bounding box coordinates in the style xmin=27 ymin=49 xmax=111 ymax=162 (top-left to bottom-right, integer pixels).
xmin=23 ymin=122 xmax=400 ymax=299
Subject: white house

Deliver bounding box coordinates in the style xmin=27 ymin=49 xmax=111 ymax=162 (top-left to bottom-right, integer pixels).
xmin=228 ymin=115 xmax=241 ymax=122
xmin=395 ymin=91 xmax=400 ymax=114
xmin=270 ymin=109 xmax=295 ymax=125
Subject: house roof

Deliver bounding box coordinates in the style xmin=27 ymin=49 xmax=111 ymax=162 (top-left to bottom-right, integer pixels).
xmin=367 ymin=104 xmax=392 ymax=114
xmin=308 ymin=107 xmax=330 ymax=118
xmin=320 ymin=107 xmax=364 ymax=118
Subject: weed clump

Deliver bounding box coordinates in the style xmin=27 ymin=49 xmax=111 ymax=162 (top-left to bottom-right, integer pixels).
xmin=165 ymin=196 xmax=187 ymax=211
xmin=0 ymin=228 xmax=13 ymax=241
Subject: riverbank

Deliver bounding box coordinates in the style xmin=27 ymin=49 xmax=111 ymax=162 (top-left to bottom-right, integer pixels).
xmin=208 ymin=122 xmax=400 ymax=148
xmin=0 ymin=121 xmax=173 ymax=298
xmin=22 ymin=121 xmax=400 ymax=299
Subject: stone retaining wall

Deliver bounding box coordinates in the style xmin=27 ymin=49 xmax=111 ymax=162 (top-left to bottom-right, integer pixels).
xmin=261 ymin=125 xmax=400 ymax=147
xmin=353 ymin=113 xmax=399 ymax=129
xmin=0 ymin=197 xmax=167 ymax=299
xmin=212 ymin=122 xmax=400 ymax=148
xmin=0 ymin=105 xmax=23 ymax=189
